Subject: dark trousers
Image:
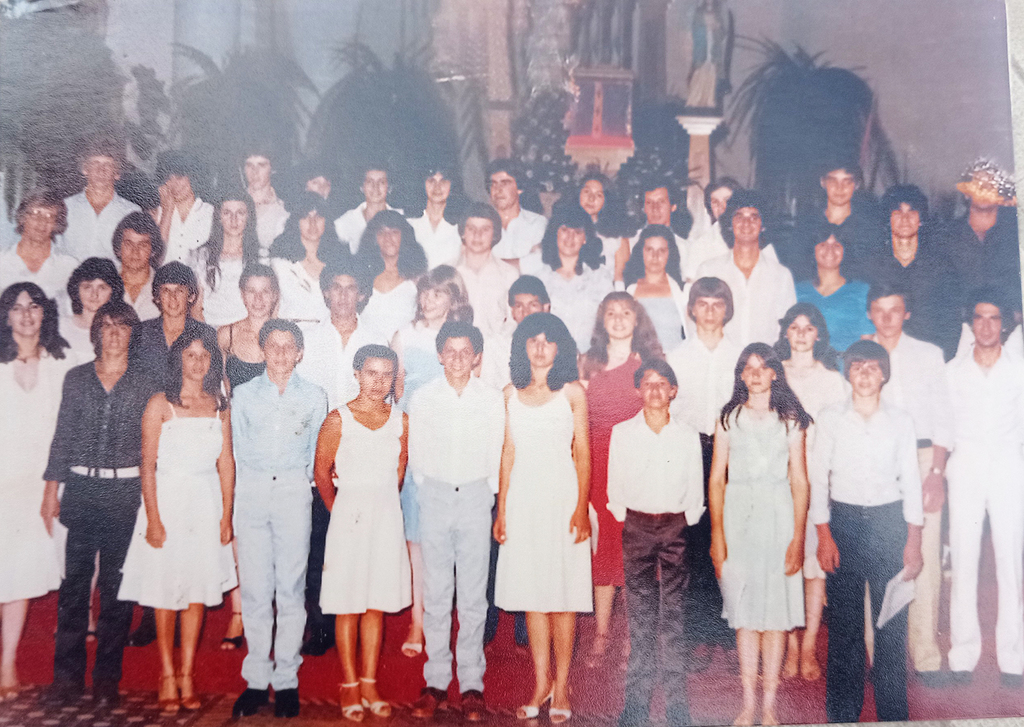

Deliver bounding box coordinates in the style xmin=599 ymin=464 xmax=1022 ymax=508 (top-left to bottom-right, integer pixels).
xmin=304 ymin=488 xmax=332 ymax=636
xmin=683 ymin=434 xmax=732 ymax=649
xmin=620 ymin=510 xmax=691 ymax=727
xmin=53 ymin=477 xmax=138 ymax=689
xmin=485 ymin=503 xmax=527 ymax=645
xmin=825 ymin=501 xmax=909 ymax=723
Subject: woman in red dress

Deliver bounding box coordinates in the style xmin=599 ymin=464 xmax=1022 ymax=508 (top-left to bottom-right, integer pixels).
xmin=580 ymin=291 xmax=664 ymax=664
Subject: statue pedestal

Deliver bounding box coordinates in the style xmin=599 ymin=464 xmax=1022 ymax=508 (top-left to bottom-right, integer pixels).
xmin=676 ymin=114 xmax=724 ymax=188
xmin=565 ymin=66 xmax=635 ymax=175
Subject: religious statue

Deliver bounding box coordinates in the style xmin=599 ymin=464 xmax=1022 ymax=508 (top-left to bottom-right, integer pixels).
xmin=687 ymin=0 xmax=733 ymax=109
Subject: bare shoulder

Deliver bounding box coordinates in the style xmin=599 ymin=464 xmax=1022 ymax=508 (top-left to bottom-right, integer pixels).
xmin=564 ymin=380 xmax=586 ymax=404
xmin=502 ymin=383 xmax=516 ymax=402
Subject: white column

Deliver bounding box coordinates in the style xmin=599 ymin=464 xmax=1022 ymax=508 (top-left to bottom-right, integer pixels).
xmin=676 ymin=114 xmax=724 ymax=189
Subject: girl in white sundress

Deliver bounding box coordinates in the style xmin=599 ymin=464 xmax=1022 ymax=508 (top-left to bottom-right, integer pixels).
xmin=314 ymin=344 xmax=410 ymax=722
xmin=494 ymin=312 xmax=592 ymax=724
xmin=118 ymin=327 xmax=236 ymax=714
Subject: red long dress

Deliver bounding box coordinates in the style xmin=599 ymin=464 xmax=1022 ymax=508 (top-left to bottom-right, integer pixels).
xmin=586 ymin=354 xmax=642 ymax=587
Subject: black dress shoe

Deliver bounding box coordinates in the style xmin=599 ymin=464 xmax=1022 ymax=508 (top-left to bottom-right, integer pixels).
xmin=92 ymin=679 xmax=120 ymax=708
xmin=1001 ymin=672 xmax=1024 ymax=689
xmin=916 ymin=671 xmax=950 ymax=688
xmin=127 ymin=608 xmax=157 ymax=647
xmin=233 ymin=688 xmax=270 ymax=717
xmin=274 ymin=688 xmax=300 ymax=718
xmin=40 ymin=681 xmax=84 ymax=706
xmin=299 ymin=631 xmax=334 ymax=657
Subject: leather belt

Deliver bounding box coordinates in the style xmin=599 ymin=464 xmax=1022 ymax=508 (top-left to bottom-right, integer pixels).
xmin=70 ymin=465 xmax=141 ymax=479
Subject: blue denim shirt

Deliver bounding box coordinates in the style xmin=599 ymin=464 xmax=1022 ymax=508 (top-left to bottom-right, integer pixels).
xmin=231 ymin=371 xmax=328 ymax=480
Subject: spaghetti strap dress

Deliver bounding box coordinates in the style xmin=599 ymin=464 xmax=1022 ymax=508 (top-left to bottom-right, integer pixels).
xmin=118 ymin=401 xmax=237 ymax=609
xmin=320 ymin=405 xmax=411 ymax=615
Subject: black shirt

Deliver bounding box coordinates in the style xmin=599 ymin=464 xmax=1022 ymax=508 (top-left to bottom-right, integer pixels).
xmin=130 ymin=316 xmax=216 ymax=391
xmin=44 ymin=362 xmax=157 ymax=482
xmin=876 ymin=250 xmax=961 ymax=361
xmin=941 ymin=209 xmax=1022 ymax=314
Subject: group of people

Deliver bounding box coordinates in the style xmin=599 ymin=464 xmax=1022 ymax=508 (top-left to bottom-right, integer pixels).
xmin=0 ymin=135 xmax=1022 ymax=727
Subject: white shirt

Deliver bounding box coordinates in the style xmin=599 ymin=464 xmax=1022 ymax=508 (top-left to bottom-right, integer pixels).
xmin=809 ymin=399 xmax=923 ymax=526
xmin=0 ymin=247 xmax=79 ymax=311
xmin=123 ymin=269 xmax=160 ymax=321
xmin=666 ymin=334 xmax=741 ymax=435
xmin=478 ymin=331 xmax=513 ymax=391
xmin=334 ymin=202 xmax=400 ymax=255
xmin=160 ymin=197 xmax=214 ymax=263
xmin=607 ymin=410 xmax=706 ymax=524
xmin=271 ymin=258 xmax=329 ymax=329
xmin=408 ymin=213 xmax=462 ymax=269
xmin=254 ymin=194 xmax=289 ymax=261
xmin=491 ymin=208 xmax=546 ymax=262
xmin=946 ymin=349 xmax=1024 ymax=452
xmin=956 ymin=322 xmax=1024 ymax=361
xmin=868 ymin=333 xmax=951 ymax=449
xmin=695 ymin=251 xmax=796 ymax=347
xmin=295 ymin=317 xmax=389 ymax=410
xmin=191 ymin=251 xmax=246 ymax=327
xmin=61 ymin=191 xmax=140 ymax=261
xmin=360 ymin=279 xmax=418 ymax=342
xmin=408 ymin=375 xmax=505 ymax=492
xmin=535 ymin=265 xmax=613 ymax=351
xmin=457 ymin=254 xmax=520 ymax=339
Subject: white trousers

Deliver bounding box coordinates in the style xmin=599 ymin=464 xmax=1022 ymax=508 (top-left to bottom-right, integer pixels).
xmin=947 ymin=445 xmax=1024 ymax=675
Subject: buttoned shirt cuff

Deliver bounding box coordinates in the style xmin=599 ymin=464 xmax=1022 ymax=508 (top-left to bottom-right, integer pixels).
xmin=607 ymin=502 xmax=627 ymax=523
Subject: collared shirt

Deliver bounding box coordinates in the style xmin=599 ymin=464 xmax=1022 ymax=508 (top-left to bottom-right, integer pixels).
xmin=478 ymin=331 xmax=513 ymax=391
xmin=491 ymin=208 xmax=547 ymax=262
xmin=808 ymin=399 xmax=922 ymax=526
xmin=607 ymin=410 xmax=705 ymax=524
xmin=868 ymin=333 xmax=952 ymax=449
xmin=129 ymin=317 xmax=217 ymax=390
xmin=0 ymin=247 xmax=79 ymax=311
xmin=696 ymin=251 xmax=796 ymax=347
xmin=535 ymin=265 xmax=613 ymax=351
xmin=666 ymin=334 xmax=741 ymax=435
xmin=408 ymin=213 xmax=462 ymax=269
xmin=457 ymin=254 xmax=520 ymax=339
xmin=333 ymin=202 xmax=400 ymax=255
xmin=295 ymin=317 xmax=388 ymax=409
xmin=254 ymin=194 xmax=289 ymax=261
xmin=160 ymin=197 xmax=215 ymax=263
xmin=231 ymin=371 xmax=328 ymax=480
xmin=876 ymin=251 xmax=961 ymax=360
xmin=946 ymin=349 xmax=1024 ymax=451
xmin=44 ymin=361 xmax=157 ymax=481
xmin=123 ymin=269 xmax=161 ymax=321
xmin=408 ymin=375 xmax=505 ymax=492
xmin=271 ymin=258 xmax=330 ymax=328
xmin=61 ymin=191 xmax=140 ymax=261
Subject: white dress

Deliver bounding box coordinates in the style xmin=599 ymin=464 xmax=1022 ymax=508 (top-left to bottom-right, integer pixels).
xmin=320 ymin=405 xmax=411 ymax=615
xmin=360 ymin=280 xmax=417 ymax=342
xmin=0 ymin=354 xmax=73 ymax=602
xmin=272 ymin=258 xmax=329 ymax=330
xmin=118 ymin=402 xmax=237 ymax=610
xmin=495 ymin=388 xmax=593 ymax=613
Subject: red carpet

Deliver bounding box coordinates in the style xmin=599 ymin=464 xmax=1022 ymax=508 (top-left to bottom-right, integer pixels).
xmin=14 ymin=530 xmax=1024 ymax=724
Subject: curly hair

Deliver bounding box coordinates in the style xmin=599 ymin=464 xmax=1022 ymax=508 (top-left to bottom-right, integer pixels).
xmin=413 ymin=265 xmax=472 ymax=325
xmin=581 ymin=292 xmax=664 ymax=380
xmin=197 ymin=186 xmax=261 ymax=291
xmin=622 ymin=225 xmax=684 ymax=288
xmin=773 ymin=302 xmax=841 ymax=371
xmin=539 ymin=206 xmax=604 ymax=274
xmin=15 ymin=189 xmax=68 ymax=238
xmin=268 ymin=192 xmax=346 ymax=265
xmin=720 ymin=189 xmax=773 ymax=249
xmin=573 ymin=171 xmax=632 ymax=238
xmin=720 ymin=343 xmax=811 ymax=431
xmin=165 ymin=322 xmax=227 ymax=410
xmin=509 ymin=312 xmax=579 ymax=391
xmin=0 ymin=282 xmax=69 ymax=363
xmin=355 ymin=210 xmax=428 ymax=281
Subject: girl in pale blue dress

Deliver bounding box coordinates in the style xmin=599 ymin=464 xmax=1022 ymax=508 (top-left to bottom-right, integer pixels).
xmin=709 ymin=343 xmax=811 ymax=726
xmin=390 ymin=265 xmax=472 ymax=657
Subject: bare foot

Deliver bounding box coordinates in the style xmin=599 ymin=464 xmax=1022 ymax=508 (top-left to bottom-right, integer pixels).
xmin=782 ymin=646 xmax=799 ymax=679
xmin=800 ymin=649 xmax=821 ymax=681
xmin=733 ymin=706 xmax=757 ymax=726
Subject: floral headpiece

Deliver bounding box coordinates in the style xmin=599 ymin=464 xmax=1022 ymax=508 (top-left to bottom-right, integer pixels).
xmin=956 ymin=159 xmax=1017 ymax=206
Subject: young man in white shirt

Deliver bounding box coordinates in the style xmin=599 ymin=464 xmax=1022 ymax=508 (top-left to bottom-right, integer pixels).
xmin=455 ymin=202 xmax=520 ymax=339
xmin=665 ymin=276 xmax=740 ymax=668
xmin=155 ymin=151 xmax=214 ymax=264
xmin=695 ymin=190 xmax=796 ymax=346
xmin=946 ymin=289 xmax=1024 ymax=688
xmin=242 ymin=150 xmax=289 ymax=261
xmin=408 ymin=321 xmax=504 ymax=722
xmin=334 ymin=164 xmax=399 ymax=255
xmin=0 ymin=191 xmax=79 ymax=310
xmin=62 ymin=140 xmax=140 ymax=261
xmin=864 ymin=281 xmax=951 ymax=685
xmin=810 ymin=339 xmax=923 ymax=723
xmin=478 ymin=275 xmax=550 ymax=391
xmin=294 ymin=259 xmax=387 ymax=657
xmin=607 ymin=359 xmax=704 ymax=727
xmin=408 ymin=166 xmax=462 ymax=270
xmin=486 ymin=160 xmax=546 ymax=270
xmin=625 ymin=182 xmax=690 ymax=284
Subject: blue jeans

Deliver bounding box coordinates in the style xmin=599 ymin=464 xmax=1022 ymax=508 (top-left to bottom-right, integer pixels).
xmin=418 ymin=477 xmax=493 ymax=693
xmin=234 ymin=467 xmax=312 ymax=691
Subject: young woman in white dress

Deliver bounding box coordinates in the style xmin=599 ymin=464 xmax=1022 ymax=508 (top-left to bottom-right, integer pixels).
xmin=118 ymin=327 xmax=236 ymax=713
xmin=354 ymin=211 xmax=428 ymax=341
xmin=494 ymin=312 xmax=592 ymax=724
xmin=774 ymin=302 xmax=847 ymax=682
xmin=314 ymin=344 xmax=410 ymax=722
xmin=389 ymin=264 xmax=471 ymax=657
xmin=62 ymin=258 xmax=122 ymax=362
xmin=0 ymin=283 xmax=73 ymax=700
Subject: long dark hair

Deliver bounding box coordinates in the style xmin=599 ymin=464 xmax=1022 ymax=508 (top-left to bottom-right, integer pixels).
xmin=0 ymin=282 xmax=69 ymax=362
xmin=268 ymin=192 xmax=346 ymax=264
xmin=509 ymin=312 xmax=579 ymax=391
xmin=571 ymin=171 xmax=632 ymax=237
xmin=773 ymin=302 xmax=840 ymax=370
xmin=355 ymin=210 xmax=428 ymax=280
xmin=622 ymin=224 xmax=684 ymax=288
xmin=198 ymin=186 xmax=260 ymax=290
xmin=165 ymin=322 xmax=227 ymax=410
xmin=720 ymin=343 xmax=811 ymax=431
xmin=539 ymin=206 xmax=604 ymax=274
xmin=581 ymin=291 xmax=663 ymax=380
